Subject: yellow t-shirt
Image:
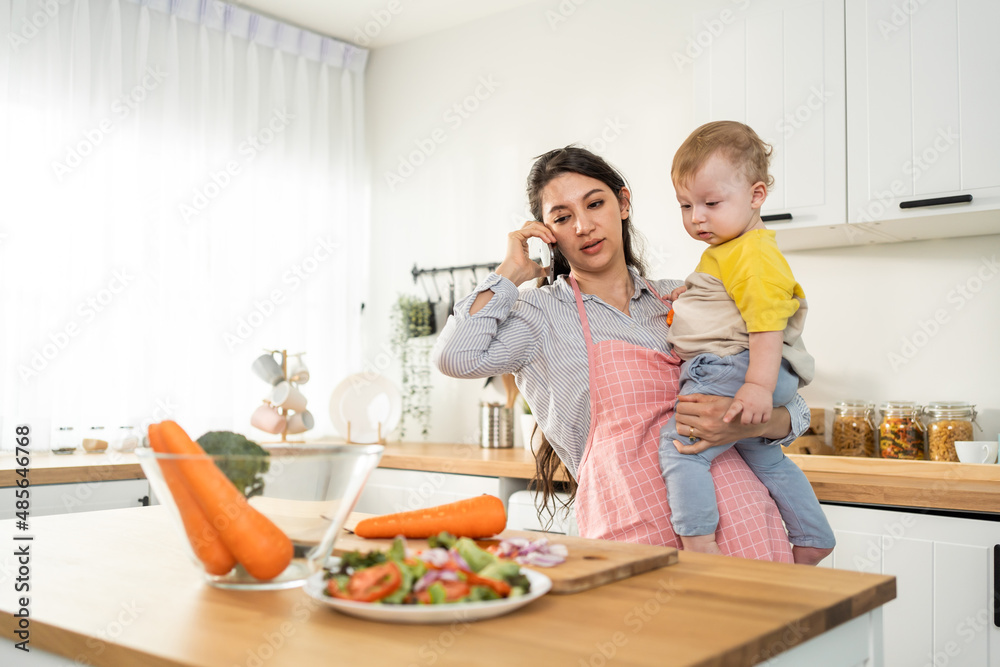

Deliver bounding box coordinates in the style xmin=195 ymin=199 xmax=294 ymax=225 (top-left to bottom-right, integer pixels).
xmin=666 ymin=229 xmax=814 ymax=385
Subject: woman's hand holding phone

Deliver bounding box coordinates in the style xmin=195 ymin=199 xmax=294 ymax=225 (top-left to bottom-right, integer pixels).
xmin=495 ymin=220 xmax=557 ymax=287
xmin=469 ymin=221 xmax=556 ymax=315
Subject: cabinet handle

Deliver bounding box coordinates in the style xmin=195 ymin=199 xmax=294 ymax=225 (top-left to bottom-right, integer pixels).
xmin=761 ymin=213 xmax=793 ymax=222
xmin=899 ymin=194 xmax=973 ymax=209
xmin=138 ymin=495 xmax=150 ymax=507
xmin=995 ymin=545 xmax=999 ymax=628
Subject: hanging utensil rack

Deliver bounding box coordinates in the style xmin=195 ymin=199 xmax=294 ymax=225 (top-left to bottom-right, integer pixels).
xmin=411 ymin=262 xmax=499 ymax=283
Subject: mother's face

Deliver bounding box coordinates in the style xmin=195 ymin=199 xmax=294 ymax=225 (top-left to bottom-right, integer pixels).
xmin=540 ymin=172 xmax=630 ymax=276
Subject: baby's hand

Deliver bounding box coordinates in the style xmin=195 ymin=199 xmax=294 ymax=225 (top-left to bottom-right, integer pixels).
xmin=724 ymin=383 xmax=773 ymax=425
xmin=668 ymin=285 xmax=687 ymax=302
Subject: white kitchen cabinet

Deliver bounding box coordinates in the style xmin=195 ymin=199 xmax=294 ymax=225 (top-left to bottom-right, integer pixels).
xmin=0 ymin=479 xmax=152 ymax=520
xmin=693 ymin=0 xmax=865 ymax=249
xmin=352 ymin=468 xmax=527 ymax=517
xmin=820 ymin=503 xmax=1000 ymax=667
xmin=845 ymin=0 xmax=1000 ymax=242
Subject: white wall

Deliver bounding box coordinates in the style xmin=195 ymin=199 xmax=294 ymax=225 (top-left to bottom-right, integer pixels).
xmin=361 ymin=0 xmax=1000 ymax=445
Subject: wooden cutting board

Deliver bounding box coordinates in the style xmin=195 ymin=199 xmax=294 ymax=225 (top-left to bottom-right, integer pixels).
xmin=333 ymin=518 xmax=678 ymax=594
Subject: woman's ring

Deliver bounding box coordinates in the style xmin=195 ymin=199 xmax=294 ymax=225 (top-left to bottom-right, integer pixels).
xmin=689 ymin=426 xmax=697 ymax=441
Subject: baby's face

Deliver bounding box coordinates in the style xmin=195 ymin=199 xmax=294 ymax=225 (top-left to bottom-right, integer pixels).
xmin=673 ymin=153 xmax=766 ymax=246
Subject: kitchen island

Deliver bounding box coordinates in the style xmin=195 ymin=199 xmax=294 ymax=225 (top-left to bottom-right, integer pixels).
xmin=0 ymin=506 xmax=894 ymax=666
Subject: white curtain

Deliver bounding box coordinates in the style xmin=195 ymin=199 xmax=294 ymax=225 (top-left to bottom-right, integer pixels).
xmin=0 ymin=0 xmax=369 ymax=447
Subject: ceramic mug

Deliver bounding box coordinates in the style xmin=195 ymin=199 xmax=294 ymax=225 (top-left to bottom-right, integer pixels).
xmin=287 ymin=354 xmax=310 ymax=384
xmin=270 ymin=381 xmax=307 ymax=412
xmin=955 ymin=440 xmax=999 ymax=464
xmin=251 ymin=352 xmax=285 ymax=386
xmin=286 ymin=410 xmax=315 ymax=435
xmin=251 ymin=403 xmax=287 ymax=434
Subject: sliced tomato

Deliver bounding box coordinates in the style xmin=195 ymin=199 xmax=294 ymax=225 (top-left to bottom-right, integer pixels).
xmin=344 ymin=562 xmax=402 ymax=602
xmin=326 ymin=578 xmax=354 ymax=599
xmin=416 ymin=580 xmax=471 ymax=604
xmin=465 ymin=571 xmax=511 ymax=597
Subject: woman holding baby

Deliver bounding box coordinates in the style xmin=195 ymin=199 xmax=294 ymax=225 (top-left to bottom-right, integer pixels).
xmin=433 ymin=127 xmax=831 ymax=562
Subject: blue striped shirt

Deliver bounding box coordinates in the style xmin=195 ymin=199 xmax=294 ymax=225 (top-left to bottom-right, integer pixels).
xmin=432 ymin=267 xmax=809 ymax=478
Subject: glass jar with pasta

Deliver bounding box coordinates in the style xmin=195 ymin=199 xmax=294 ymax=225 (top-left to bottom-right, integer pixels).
xmin=833 ymin=401 xmax=876 ymax=457
xmin=878 ymin=402 xmax=926 ymax=459
xmin=922 ymin=402 xmax=978 ymax=462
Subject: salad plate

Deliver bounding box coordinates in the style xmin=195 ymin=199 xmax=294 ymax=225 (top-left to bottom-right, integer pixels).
xmin=303 ymin=560 xmax=552 ymax=624
xmin=328 ymin=373 xmax=402 ymax=443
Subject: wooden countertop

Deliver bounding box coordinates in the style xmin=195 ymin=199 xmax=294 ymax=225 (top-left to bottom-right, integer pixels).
xmin=0 ymin=450 xmax=144 ymax=486
xmin=5 ymin=444 xmax=998 ymax=513
xmin=0 ymin=507 xmax=894 ymax=666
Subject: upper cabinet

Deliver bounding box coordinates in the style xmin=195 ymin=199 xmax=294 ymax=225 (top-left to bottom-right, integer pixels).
xmin=695 ymin=0 xmax=847 ymax=234
xmin=846 ymin=0 xmax=1000 ymax=242
xmin=691 ymin=0 xmax=1000 ymax=250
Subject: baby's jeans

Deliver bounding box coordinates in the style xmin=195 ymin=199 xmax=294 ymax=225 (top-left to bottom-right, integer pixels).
xmin=658 ymin=351 xmax=836 ymax=548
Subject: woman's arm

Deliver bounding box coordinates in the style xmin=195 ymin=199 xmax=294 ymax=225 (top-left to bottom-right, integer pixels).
xmin=431 ymin=274 xmax=543 ymax=379
xmin=434 ymin=220 xmax=556 ymax=377
xmin=671 ymin=392 xmax=809 ymax=454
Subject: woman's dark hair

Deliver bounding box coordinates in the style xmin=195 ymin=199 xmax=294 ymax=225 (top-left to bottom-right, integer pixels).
xmin=524 ymin=146 xmax=647 ymax=516
xmin=528 ymin=427 xmax=577 ymax=527
xmin=526 ymin=145 xmax=648 ymax=280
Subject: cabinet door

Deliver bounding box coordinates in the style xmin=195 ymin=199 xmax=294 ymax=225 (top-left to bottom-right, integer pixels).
xmin=693 ymin=0 xmax=847 ymax=237
xmin=0 ymin=479 xmax=151 ymax=519
xmin=846 ymin=0 xmax=1000 ymax=238
xmin=822 ymin=504 xmax=1000 ymax=667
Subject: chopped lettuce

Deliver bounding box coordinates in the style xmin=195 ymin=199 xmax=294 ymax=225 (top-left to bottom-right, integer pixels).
xmin=466 ymin=586 xmax=501 ymax=602
xmin=478 ymin=560 xmax=520 ymax=582
xmin=427 ymin=532 xmax=457 ymax=549
xmin=338 ymin=550 xmax=385 ymax=574
xmin=455 ymin=537 xmax=496 ymax=573
xmin=427 ymin=582 xmax=447 ymax=604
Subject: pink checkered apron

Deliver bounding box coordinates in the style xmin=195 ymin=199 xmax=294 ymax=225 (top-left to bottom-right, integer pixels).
xmin=570 ymin=276 xmax=793 ymax=561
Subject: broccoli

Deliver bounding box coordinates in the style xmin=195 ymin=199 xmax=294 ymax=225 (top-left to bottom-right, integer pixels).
xmin=197 ymin=431 xmax=270 ymax=498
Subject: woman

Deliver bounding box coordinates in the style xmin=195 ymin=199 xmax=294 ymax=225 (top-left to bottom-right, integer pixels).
xmin=433 ymin=147 xmax=809 ymax=561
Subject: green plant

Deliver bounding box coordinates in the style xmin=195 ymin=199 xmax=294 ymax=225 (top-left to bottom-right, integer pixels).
xmin=390 ymin=295 xmax=434 ymax=439
xmin=522 ymin=398 xmax=532 ymax=415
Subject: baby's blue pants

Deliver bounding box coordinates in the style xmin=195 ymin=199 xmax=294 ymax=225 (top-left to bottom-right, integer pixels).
xmin=658 ymin=351 xmax=836 ymax=548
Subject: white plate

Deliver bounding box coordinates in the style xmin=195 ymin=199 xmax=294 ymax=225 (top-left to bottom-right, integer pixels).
xmin=328 ymin=373 xmax=402 ymax=443
xmin=303 ymin=563 xmax=552 ymax=624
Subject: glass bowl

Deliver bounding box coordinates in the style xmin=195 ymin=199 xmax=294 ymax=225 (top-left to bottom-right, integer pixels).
xmin=137 ymin=443 xmax=383 ymax=590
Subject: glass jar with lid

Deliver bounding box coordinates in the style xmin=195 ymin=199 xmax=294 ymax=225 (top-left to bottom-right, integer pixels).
xmin=82 ymin=426 xmax=109 ymax=453
xmin=113 ymin=425 xmax=139 ymax=453
xmin=878 ymin=401 xmax=926 ymax=459
xmin=922 ymin=402 xmax=978 ymax=462
xmin=52 ymin=426 xmax=77 ymax=454
xmin=833 ymin=401 xmax=876 ymax=457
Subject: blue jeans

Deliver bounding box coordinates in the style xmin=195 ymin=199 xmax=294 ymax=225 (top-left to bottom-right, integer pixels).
xmin=658 ymin=351 xmax=835 ymax=548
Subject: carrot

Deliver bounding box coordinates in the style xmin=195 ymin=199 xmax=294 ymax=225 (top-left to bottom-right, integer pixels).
xmin=354 ymin=494 xmax=507 ymax=539
xmin=157 ymin=421 xmax=293 ymax=581
xmin=148 ymin=424 xmax=237 ymax=576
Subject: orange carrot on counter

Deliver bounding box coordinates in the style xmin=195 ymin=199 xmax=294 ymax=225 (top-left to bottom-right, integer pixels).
xmin=148 ymin=423 xmax=237 ymax=576
xmin=158 ymin=420 xmax=293 ymax=581
xmin=354 ymin=494 xmax=507 ymax=539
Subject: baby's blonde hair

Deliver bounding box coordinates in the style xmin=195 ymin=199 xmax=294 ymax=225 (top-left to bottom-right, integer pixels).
xmin=671 ymin=121 xmax=774 ymax=189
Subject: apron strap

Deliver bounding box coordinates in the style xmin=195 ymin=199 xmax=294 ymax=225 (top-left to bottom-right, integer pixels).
xmin=568 ymin=275 xmax=594 ymax=348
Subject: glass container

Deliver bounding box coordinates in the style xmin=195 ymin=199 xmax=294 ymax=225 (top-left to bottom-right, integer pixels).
xmin=832 ymin=401 xmax=876 ymax=457
xmin=878 ymin=402 xmax=926 ymax=459
xmin=922 ymin=402 xmax=978 ymax=462
xmin=82 ymin=426 xmax=109 ymax=453
xmin=114 ymin=425 xmax=140 ymax=452
xmin=52 ymin=426 xmax=77 ymax=454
